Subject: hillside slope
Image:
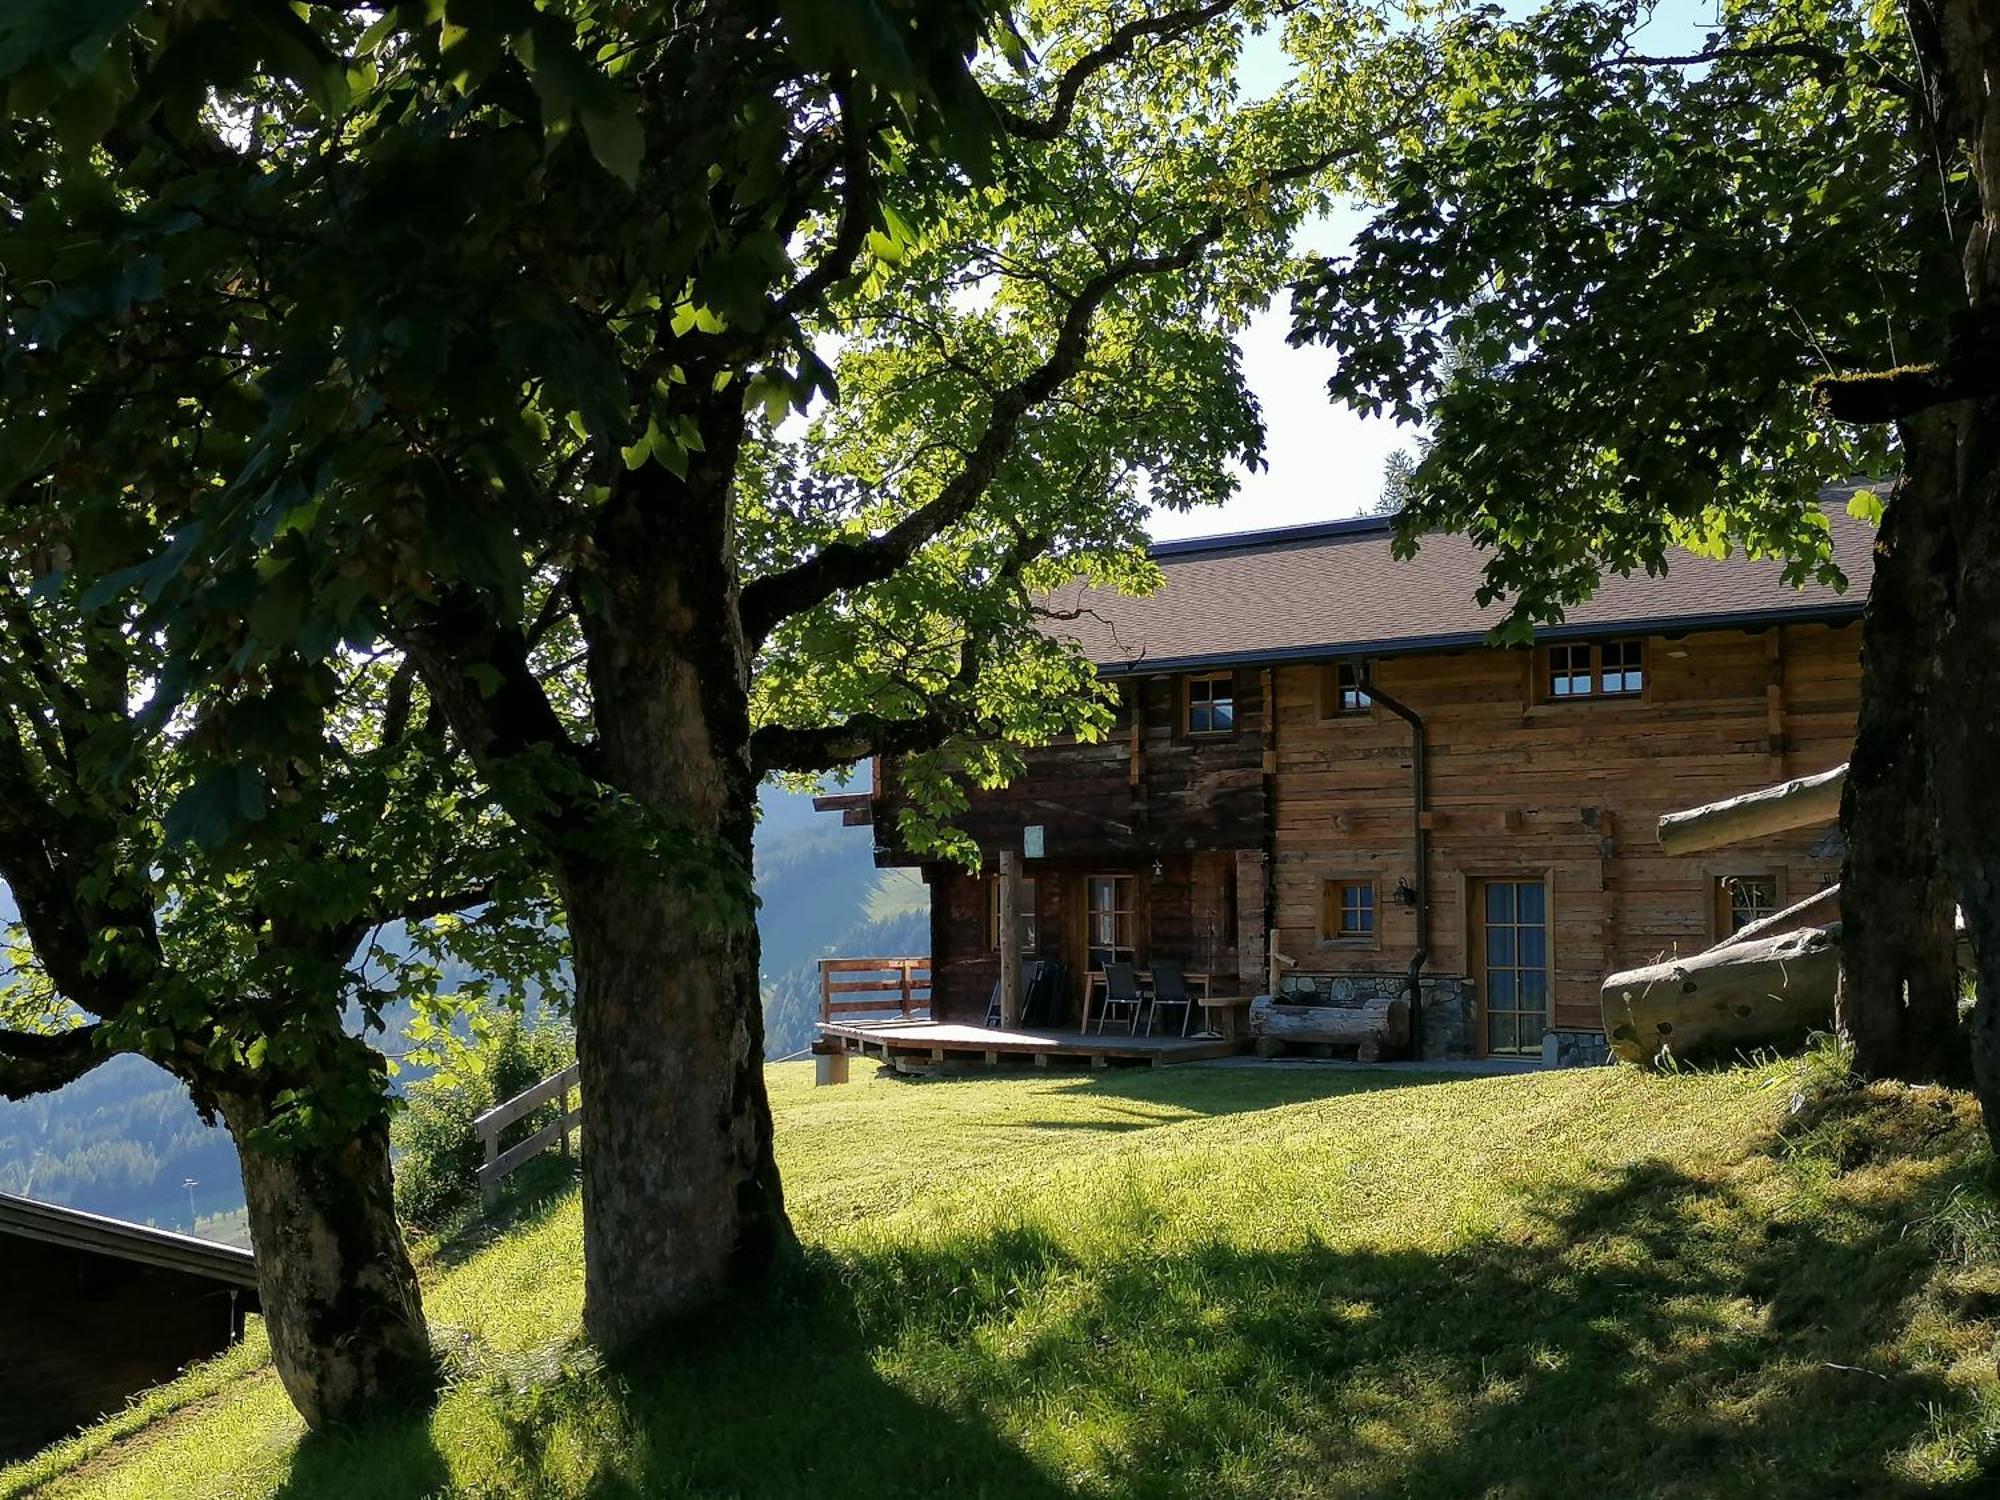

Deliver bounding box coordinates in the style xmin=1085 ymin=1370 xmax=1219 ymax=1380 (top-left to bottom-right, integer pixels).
xmin=9 ymin=1059 xmax=1999 ymax=1499
xmin=0 ymin=785 xmax=913 ymax=1228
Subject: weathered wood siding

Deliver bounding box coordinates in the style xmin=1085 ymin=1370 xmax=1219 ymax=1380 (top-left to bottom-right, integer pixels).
xmin=881 ymin=669 xmax=1269 ymax=865
xmin=0 ymin=1236 xmax=251 ymax=1460
xmin=1267 ymin=622 xmax=1858 ymax=1033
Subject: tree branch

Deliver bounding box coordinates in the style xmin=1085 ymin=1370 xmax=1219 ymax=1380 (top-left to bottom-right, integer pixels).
xmin=393 ymin=885 xmax=497 ymax=924
xmin=739 ymin=225 xmax=1224 ymax=647
xmin=1598 ymin=40 xmax=1919 ymax=105
xmin=998 ymin=0 xmax=1246 ymax=142
xmin=751 ymin=706 xmax=974 ymax=775
xmin=0 ymin=1023 xmax=111 ymax=1101
xmin=1814 ymin=356 xmax=2000 ymax=422
xmin=770 ymin=79 xmax=871 ymax=324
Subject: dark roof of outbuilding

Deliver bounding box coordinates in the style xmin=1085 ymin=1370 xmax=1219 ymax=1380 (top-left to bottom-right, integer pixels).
xmin=0 ymin=1191 xmax=259 ymax=1290
xmin=1048 ymin=488 xmax=1877 ymax=674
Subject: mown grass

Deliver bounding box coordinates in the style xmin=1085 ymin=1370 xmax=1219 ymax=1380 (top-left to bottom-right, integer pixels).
xmin=8 ymin=1056 xmax=2000 ymax=1498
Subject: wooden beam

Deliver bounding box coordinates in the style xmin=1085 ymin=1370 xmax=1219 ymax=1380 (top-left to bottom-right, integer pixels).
xmin=1657 ymin=764 xmax=1847 ymax=856
xmin=998 ymin=848 xmax=1022 ymax=1028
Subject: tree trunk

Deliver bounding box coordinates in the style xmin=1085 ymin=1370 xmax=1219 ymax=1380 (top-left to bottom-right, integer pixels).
xmin=561 ymin=455 xmax=792 ymax=1353
xmin=1926 ymin=0 xmax=2000 ymax=1148
xmin=218 ymin=1085 xmax=431 ymax=1429
xmin=1837 ymin=420 xmax=1965 ymax=1082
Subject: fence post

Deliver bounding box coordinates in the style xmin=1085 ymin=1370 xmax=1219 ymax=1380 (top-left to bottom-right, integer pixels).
xmin=558 ymin=1082 xmax=571 ymax=1159
xmin=480 ymin=1130 xmax=499 ymax=1211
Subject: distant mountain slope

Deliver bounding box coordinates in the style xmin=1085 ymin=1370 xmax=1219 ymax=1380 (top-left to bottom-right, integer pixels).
xmin=0 ymin=783 xmax=923 ymax=1230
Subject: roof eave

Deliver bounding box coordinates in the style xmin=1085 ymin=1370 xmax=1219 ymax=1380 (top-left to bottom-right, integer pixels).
xmin=0 ymin=1192 xmax=260 ymax=1289
xmin=1084 ymin=602 xmax=1864 ymax=678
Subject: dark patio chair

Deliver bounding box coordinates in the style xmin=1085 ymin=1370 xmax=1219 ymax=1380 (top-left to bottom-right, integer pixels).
xmin=988 ymin=960 xmax=1045 ymax=1028
xmin=1023 ymin=960 xmax=1065 ymax=1028
xmin=1147 ymin=959 xmax=1195 ymax=1037
xmin=1098 ymin=962 xmax=1145 ymax=1035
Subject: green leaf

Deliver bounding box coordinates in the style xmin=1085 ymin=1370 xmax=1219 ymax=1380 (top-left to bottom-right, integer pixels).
xmin=163 ymin=764 xmax=267 ymax=850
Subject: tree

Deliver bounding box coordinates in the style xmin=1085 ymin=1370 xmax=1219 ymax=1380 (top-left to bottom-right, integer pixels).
xmin=0 ymin=529 xmax=559 ymax=1423
xmin=0 ymin=1 xmax=1426 ymax=1348
xmin=1289 ymin=0 xmax=1973 ymax=1085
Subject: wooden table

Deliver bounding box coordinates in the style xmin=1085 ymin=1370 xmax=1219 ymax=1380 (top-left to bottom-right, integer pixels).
xmin=1081 ymin=970 xmax=1214 ymax=1036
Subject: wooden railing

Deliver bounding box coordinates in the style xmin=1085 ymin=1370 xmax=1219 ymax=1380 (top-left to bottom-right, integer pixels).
xmin=473 ymin=1061 xmax=582 ymax=1210
xmin=818 ymin=956 xmax=931 ymax=1023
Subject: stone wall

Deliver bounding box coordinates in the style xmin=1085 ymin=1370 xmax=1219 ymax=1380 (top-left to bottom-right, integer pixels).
xmin=1276 ymin=971 xmax=1480 ymax=1060
xmin=1267 ymin=972 xmax=1607 ymax=1065
xmin=1543 ymin=1029 xmax=1611 ymax=1068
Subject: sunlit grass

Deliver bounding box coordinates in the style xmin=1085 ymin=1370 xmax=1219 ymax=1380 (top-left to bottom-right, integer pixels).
xmin=8 ymin=1057 xmax=1999 ymax=1498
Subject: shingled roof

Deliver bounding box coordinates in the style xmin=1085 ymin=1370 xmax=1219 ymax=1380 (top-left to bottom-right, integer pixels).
xmin=1047 ymin=489 xmax=1877 ymax=675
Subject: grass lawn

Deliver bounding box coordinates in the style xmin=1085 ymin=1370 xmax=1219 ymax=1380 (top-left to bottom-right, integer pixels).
xmin=7 ymin=1055 xmax=2000 ymax=1498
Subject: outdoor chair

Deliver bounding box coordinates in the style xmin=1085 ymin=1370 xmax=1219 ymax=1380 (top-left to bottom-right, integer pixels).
xmin=1147 ymin=959 xmax=1195 ymax=1037
xmin=1023 ymin=959 xmax=1065 ymax=1028
xmin=1098 ymin=962 xmax=1145 ymax=1034
xmin=988 ymin=961 xmax=1045 ymax=1028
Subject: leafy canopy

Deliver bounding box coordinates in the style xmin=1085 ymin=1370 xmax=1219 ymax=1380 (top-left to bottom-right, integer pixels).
xmin=1290 ymin=0 xmax=1964 ymax=634
xmin=0 ymin=0 xmax=1430 ymax=874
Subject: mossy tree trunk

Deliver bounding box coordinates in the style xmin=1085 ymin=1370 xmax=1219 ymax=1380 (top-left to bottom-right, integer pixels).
xmin=216 ymin=1047 xmax=431 ymax=1428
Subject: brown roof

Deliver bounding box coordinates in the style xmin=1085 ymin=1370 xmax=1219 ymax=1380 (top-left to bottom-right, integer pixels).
xmin=1048 ymin=491 xmax=1876 ymax=674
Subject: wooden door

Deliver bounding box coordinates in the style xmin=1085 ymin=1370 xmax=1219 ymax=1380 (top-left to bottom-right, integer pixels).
xmin=1471 ymin=879 xmax=1550 ymax=1056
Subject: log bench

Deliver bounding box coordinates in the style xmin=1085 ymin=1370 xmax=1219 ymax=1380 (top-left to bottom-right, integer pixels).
xmin=1249 ymin=992 xmax=1409 ymax=1062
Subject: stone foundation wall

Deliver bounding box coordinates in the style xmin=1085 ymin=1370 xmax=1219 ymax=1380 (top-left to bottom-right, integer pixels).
xmin=1275 ymin=972 xmax=1479 ymax=1060
xmin=1267 ymin=973 xmax=1606 ymax=1065
xmin=1543 ymin=1029 xmax=1611 ymax=1068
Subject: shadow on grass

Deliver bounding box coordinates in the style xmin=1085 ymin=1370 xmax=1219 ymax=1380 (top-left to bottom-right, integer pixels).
xmin=822 ymin=1086 xmax=1998 ymax=1499
xmin=275 ymin=1084 xmax=1998 ymax=1499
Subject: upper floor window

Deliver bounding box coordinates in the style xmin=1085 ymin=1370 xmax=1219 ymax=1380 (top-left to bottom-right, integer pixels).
xmin=1548 ymin=639 xmax=1644 ymax=700
xmin=1600 ymin=639 xmax=1644 ymax=695
xmin=1185 ymin=673 xmax=1235 ymax=735
xmin=1331 ymin=661 xmax=1372 ymax=714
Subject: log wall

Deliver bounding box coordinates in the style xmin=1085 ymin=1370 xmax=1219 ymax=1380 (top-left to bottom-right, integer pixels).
xmin=1267 ymin=622 xmax=1857 ymax=1034
xmin=894 ymin=621 xmax=1860 ymax=1040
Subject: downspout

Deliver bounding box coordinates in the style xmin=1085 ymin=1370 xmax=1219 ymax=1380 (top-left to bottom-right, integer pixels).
xmin=1260 ymin=667 xmax=1278 ymax=983
xmin=1356 ymin=662 xmax=1427 ymax=1058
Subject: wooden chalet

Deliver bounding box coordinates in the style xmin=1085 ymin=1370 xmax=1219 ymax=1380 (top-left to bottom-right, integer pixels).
xmin=0 ymin=1192 xmax=259 ymax=1460
xmin=820 ymin=494 xmax=1873 ymax=1068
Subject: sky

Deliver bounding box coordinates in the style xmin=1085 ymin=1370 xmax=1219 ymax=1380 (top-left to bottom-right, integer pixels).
xmin=1144 ymin=33 xmax=1403 ymax=543
xmin=1153 ymin=0 xmax=1724 ymax=543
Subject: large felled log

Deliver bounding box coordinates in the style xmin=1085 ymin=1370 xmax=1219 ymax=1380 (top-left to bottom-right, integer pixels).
xmin=1250 ymin=993 xmax=1409 ymax=1062
xmin=1602 ymin=924 xmax=1840 ymax=1067
xmin=1657 ymin=764 xmax=1847 ymax=856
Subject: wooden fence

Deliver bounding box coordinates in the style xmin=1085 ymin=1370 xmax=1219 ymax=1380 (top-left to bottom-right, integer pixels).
xmin=473 ymin=1061 xmax=582 ymax=1209
xmin=818 ymin=956 xmax=931 ymax=1023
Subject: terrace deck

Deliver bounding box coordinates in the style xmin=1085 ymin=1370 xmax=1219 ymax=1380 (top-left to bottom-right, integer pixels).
xmin=817 ymin=1018 xmax=1243 ymax=1070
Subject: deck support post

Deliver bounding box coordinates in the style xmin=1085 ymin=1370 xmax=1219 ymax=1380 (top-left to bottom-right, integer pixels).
xmin=999 ymin=848 xmax=1023 ymax=1027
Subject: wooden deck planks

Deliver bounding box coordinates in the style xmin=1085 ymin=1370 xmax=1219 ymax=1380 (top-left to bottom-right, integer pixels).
xmin=818 ymin=1018 xmax=1242 ymax=1068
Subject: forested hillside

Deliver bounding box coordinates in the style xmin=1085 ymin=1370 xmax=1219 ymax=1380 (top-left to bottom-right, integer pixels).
xmin=0 ymin=786 xmax=923 ymax=1231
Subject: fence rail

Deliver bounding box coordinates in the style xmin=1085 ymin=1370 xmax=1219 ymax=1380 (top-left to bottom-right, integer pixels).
xmin=473 ymin=1061 xmax=581 ymax=1209
xmin=818 ymin=956 xmax=931 ymax=1022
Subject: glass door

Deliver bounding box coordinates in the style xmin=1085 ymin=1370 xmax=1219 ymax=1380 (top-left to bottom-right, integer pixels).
xmin=1475 ymin=880 xmax=1549 ymax=1056
xmin=1087 ymin=874 xmax=1138 ymax=971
